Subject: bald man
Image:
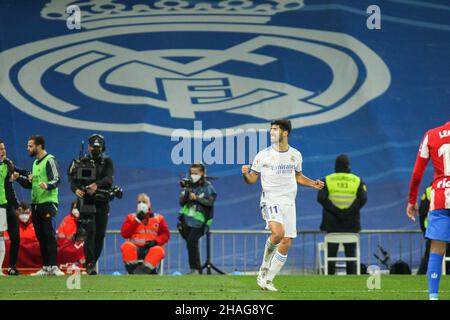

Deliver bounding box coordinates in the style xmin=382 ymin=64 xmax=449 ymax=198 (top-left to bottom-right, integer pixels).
xmin=120 ymin=194 xmax=170 ymax=274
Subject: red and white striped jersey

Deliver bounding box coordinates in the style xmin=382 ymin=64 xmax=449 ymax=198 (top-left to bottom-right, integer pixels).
xmin=408 ymin=121 xmax=450 ymax=210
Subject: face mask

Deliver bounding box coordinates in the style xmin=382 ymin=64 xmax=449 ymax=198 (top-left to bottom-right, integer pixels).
xmin=190 ymin=174 xmax=202 ymax=184
xmin=19 ymin=214 xmax=30 ymax=224
xmin=137 ymin=202 xmax=149 ymax=214
xmin=72 ymin=208 xmax=80 ymax=218
xmin=92 ymin=150 xmax=102 ymax=160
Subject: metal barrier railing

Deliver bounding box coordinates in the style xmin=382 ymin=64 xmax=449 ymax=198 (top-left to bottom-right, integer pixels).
xmin=99 ymin=229 xmax=424 ymax=275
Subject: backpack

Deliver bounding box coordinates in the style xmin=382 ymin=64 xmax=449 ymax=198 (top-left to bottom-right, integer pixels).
xmin=389 ymin=260 xmax=411 ymax=274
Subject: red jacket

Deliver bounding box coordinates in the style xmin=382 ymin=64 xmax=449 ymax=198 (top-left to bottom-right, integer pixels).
xmin=56 ymin=213 xmax=85 ymax=265
xmin=121 ymin=210 xmax=170 ymax=246
xmin=2 ymin=218 xmax=42 ymax=269
xmin=57 ymin=213 xmax=79 ymax=243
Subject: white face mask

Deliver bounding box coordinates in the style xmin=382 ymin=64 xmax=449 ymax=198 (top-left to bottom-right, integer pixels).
xmin=72 ymin=208 xmax=80 ymax=218
xmin=137 ymin=202 xmax=149 ymax=214
xmin=19 ymin=214 xmax=30 ymax=224
xmin=190 ymin=174 xmax=202 ymax=183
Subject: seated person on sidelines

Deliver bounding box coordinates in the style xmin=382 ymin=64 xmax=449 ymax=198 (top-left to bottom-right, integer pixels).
xmin=56 ymin=201 xmax=86 ymax=269
xmin=2 ymin=202 xmax=42 ymax=271
xmin=120 ymin=193 xmax=170 ymax=274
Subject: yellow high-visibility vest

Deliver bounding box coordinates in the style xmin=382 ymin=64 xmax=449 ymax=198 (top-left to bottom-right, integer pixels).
xmin=325 ymin=173 xmax=361 ymax=209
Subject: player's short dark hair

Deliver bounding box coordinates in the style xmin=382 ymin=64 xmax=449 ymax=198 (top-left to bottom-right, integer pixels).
xmin=190 ymin=162 xmax=205 ymax=173
xmin=18 ymin=201 xmax=30 ymax=211
xmin=271 ymin=119 xmax=292 ymax=136
xmin=28 ymin=135 xmax=45 ymax=149
xmin=335 ymin=154 xmax=351 ymax=173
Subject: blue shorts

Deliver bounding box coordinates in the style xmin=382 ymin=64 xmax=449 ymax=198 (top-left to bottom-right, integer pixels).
xmin=425 ymin=209 xmax=450 ymax=242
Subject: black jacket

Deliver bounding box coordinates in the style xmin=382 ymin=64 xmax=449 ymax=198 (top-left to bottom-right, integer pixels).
xmin=179 ymin=180 xmax=217 ymax=228
xmin=318 ymin=172 xmax=367 ymax=233
xmin=418 ymin=186 xmax=432 ymax=235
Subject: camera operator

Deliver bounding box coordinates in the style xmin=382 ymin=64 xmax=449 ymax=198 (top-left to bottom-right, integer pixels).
xmin=177 ymin=163 xmax=217 ymax=275
xmin=68 ymin=134 xmax=114 ymax=275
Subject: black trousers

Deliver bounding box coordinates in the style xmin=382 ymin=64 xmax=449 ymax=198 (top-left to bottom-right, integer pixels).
xmin=82 ymin=202 xmax=109 ymax=266
xmin=31 ymin=203 xmax=58 ymax=266
xmin=327 ymin=242 xmax=357 ymax=275
xmin=182 ymin=224 xmax=205 ymax=272
xmin=6 ymin=205 xmax=19 ymax=267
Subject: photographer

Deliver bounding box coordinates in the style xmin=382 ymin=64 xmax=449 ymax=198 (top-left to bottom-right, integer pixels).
xmin=68 ymin=134 xmax=114 ymax=275
xmin=177 ymin=163 xmax=217 ymax=275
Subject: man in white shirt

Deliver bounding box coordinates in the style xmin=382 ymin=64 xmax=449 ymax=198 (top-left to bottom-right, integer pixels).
xmin=242 ymin=119 xmax=324 ymax=291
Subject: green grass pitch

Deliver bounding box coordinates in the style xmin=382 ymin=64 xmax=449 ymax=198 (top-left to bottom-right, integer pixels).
xmin=0 ymin=275 xmax=448 ymax=300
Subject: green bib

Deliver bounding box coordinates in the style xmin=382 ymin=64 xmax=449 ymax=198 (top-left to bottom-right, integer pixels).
xmin=32 ymin=154 xmax=58 ymax=204
xmin=180 ymin=204 xmax=213 ymax=226
xmin=325 ymin=173 xmax=361 ymax=209
xmin=0 ymin=163 xmax=7 ymax=205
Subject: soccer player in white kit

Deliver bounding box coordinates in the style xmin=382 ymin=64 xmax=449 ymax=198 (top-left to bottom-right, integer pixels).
xmin=242 ymin=119 xmax=324 ymax=291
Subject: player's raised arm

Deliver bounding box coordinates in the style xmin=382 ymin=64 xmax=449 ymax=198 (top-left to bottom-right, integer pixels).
xmin=242 ymin=165 xmax=258 ymax=184
xmin=295 ymin=171 xmax=324 ymax=189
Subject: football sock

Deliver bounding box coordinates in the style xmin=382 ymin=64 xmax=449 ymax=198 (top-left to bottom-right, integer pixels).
xmin=260 ymin=238 xmax=278 ymax=270
xmin=0 ymin=238 xmax=5 ymax=272
xmin=266 ymin=250 xmax=287 ymax=281
xmin=428 ymin=253 xmax=443 ymax=300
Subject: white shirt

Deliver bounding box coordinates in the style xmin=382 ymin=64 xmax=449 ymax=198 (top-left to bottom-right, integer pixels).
xmin=251 ymin=145 xmax=303 ymax=205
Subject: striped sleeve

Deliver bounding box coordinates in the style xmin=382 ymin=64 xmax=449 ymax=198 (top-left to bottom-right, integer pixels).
xmin=408 ymin=133 xmax=430 ymax=204
xmin=46 ymin=157 xmax=61 ymax=190
xmin=295 ymin=150 xmax=303 ymax=172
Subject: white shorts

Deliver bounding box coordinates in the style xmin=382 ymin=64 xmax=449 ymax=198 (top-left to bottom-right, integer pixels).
xmin=0 ymin=207 xmax=7 ymax=232
xmin=261 ymin=202 xmax=297 ymax=238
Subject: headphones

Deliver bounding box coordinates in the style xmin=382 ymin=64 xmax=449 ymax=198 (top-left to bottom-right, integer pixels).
xmin=88 ymin=134 xmax=106 ymax=152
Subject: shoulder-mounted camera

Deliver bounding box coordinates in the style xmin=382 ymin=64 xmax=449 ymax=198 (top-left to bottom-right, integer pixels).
xmin=69 ymin=156 xmax=96 ymax=183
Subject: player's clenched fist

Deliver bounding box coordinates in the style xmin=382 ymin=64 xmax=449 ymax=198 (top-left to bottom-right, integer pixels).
xmin=312 ymin=180 xmax=325 ymax=190
xmin=241 ymin=165 xmax=250 ymax=175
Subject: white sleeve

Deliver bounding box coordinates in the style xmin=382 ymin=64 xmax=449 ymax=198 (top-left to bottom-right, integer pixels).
xmin=295 ymin=151 xmax=303 ymax=172
xmin=419 ymin=134 xmax=430 ymax=159
xmin=251 ymin=151 xmax=263 ymax=173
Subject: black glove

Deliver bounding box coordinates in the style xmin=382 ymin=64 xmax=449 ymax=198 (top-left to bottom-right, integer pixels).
xmin=136 ymin=211 xmax=146 ymax=221
xmin=180 ymin=188 xmax=191 ymax=204
xmin=144 ymin=240 xmax=157 ymax=249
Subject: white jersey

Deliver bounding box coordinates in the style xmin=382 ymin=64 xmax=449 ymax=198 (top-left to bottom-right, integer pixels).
xmin=251 ymin=145 xmax=303 ymax=205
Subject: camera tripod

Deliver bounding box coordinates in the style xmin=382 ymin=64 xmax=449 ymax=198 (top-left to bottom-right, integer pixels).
xmin=201 ymin=230 xmax=225 ymax=275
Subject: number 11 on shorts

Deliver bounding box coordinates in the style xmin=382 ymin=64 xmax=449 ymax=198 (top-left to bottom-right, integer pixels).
xmin=263 ymin=204 xmax=280 ymax=221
